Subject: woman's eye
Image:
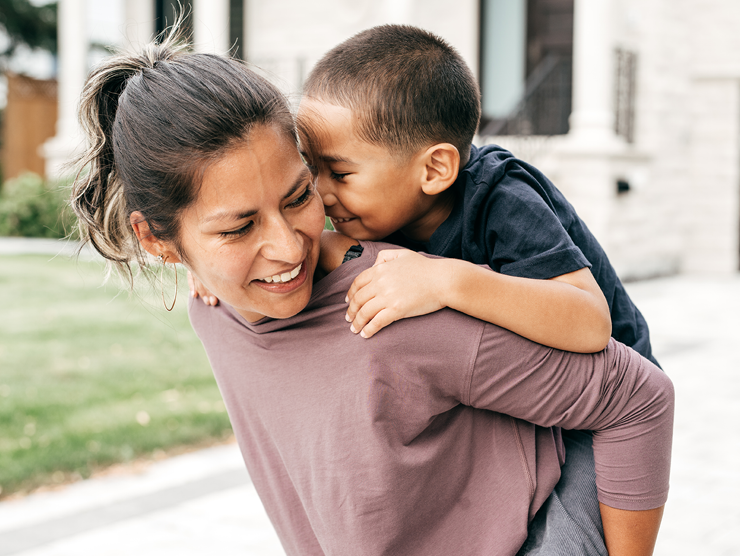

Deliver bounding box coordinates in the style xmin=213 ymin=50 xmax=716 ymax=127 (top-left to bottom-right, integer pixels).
xmin=330 ymin=171 xmax=349 ymax=182
xmin=286 ymin=184 xmax=315 ymax=208
xmin=220 ymin=222 xmax=253 ymax=238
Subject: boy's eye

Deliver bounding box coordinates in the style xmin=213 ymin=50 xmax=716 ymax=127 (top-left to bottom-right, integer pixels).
xmin=220 ymin=221 xmax=253 ymax=239
xmin=330 ymin=171 xmax=349 ymax=182
xmin=286 ymin=184 xmax=315 ymax=209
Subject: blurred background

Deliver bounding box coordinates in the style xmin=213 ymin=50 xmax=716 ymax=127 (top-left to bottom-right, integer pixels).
xmin=0 ymin=1 xmax=738 ymax=555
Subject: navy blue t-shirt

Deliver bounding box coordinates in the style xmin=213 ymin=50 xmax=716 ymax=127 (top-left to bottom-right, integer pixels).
xmin=387 ymin=144 xmax=659 ymax=367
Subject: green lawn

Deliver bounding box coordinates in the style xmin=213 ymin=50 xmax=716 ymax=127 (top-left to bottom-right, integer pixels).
xmin=0 ymin=254 xmax=232 ymax=498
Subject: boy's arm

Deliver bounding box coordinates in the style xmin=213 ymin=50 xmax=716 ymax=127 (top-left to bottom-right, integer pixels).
xmin=346 ymin=249 xmax=612 ymax=352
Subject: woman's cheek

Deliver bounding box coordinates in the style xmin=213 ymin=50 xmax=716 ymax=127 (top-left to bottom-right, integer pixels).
xmin=308 ymin=196 xmax=327 ymax=234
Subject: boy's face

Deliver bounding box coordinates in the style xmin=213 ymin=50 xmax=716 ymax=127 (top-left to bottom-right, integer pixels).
xmin=297 ymin=99 xmax=441 ymax=241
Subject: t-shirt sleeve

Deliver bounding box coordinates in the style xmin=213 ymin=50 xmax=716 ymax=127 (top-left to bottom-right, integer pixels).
xmin=464 ymin=326 xmax=674 ymax=511
xmin=479 ymin=169 xmax=591 ymax=279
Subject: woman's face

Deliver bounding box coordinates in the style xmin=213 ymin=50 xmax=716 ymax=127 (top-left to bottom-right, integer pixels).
xmin=175 ymin=125 xmax=326 ymax=322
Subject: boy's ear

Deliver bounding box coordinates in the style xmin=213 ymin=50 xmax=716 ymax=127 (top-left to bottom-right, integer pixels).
xmin=419 ymin=143 xmax=460 ymax=196
xmin=130 ymin=211 xmax=182 ymax=264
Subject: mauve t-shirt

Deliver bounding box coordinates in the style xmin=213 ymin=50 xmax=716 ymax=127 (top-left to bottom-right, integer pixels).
xmin=189 ymin=241 xmax=673 ymax=556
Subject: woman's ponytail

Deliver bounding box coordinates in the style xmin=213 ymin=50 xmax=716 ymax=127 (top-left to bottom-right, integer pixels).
xmin=71 ymin=35 xmax=187 ymax=282
xmin=71 ymin=20 xmax=296 ymax=285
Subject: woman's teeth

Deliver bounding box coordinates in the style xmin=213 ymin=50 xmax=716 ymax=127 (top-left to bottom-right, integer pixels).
xmin=260 ymin=263 xmax=302 ymax=284
xmin=333 ymin=217 xmax=353 ymax=223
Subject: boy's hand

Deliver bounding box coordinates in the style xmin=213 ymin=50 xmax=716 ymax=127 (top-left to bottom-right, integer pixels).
xmin=187 ymin=271 xmax=219 ymax=306
xmin=345 ymin=249 xmax=448 ymax=338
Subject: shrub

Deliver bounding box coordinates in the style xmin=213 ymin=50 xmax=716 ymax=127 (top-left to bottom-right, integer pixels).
xmin=0 ymin=172 xmax=77 ymax=238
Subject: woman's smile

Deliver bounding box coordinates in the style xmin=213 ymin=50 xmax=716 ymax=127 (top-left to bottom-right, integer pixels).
xmin=253 ymin=261 xmax=308 ymax=291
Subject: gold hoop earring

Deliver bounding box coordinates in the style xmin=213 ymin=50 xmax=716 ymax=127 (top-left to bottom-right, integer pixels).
xmin=158 ymin=254 xmax=178 ymax=311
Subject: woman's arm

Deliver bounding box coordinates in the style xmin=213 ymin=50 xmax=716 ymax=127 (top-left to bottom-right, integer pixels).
xmin=466 ymin=332 xmax=674 ymax=554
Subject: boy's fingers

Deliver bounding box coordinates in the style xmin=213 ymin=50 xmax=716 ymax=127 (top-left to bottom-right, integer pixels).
xmin=358 ymin=308 xmax=398 ymax=338
xmin=187 ymin=271 xmax=198 ymax=298
xmin=349 ymin=297 xmax=384 ymax=335
xmin=373 ymin=248 xmax=408 ymax=266
xmin=346 ymin=282 xmax=377 ymax=322
xmin=346 ymin=267 xmax=376 ymax=304
xmin=188 ymin=272 xmax=220 ymax=306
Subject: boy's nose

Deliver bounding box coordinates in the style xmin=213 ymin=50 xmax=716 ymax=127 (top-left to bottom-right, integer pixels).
xmin=317 ymin=178 xmax=337 ymax=207
xmin=321 ymin=192 xmax=338 ymax=207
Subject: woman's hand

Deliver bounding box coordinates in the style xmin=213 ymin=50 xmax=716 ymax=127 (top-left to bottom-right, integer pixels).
xmin=187 ymin=271 xmax=219 ymax=306
xmin=345 ymin=249 xmax=449 ymax=338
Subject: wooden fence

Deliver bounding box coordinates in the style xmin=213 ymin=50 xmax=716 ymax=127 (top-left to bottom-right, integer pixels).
xmin=1 ymin=73 xmax=58 ymax=181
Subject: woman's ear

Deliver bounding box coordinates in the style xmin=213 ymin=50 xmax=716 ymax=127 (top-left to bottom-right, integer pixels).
xmin=130 ymin=211 xmax=182 ymax=263
xmin=420 ymin=143 xmax=460 ymax=196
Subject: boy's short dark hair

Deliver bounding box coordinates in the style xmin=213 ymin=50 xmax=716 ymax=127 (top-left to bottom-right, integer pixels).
xmin=302 ymin=24 xmax=481 ymax=165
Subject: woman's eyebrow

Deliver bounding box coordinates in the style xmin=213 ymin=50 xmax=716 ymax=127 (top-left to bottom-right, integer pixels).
xmin=202 ymin=168 xmax=312 ymax=225
xmin=202 ymin=208 xmax=257 ymax=224
xmin=282 ymin=168 xmax=312 ymax=200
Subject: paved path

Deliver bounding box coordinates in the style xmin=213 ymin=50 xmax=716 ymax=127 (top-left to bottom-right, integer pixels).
xmin=2 ymin=240 xmax=739 ymax=555
xmin=626 ymin=275 xmax=740 ymax=556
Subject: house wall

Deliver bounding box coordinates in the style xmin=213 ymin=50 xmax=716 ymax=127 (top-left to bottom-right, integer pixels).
xmin=604 ymin=0 xmax=740 ymax=276
xmin=603 ymin=0 xmax=694 ymax=278
xmin=511 ymin=0 xmax=740 ymax=278
xmin=43 ymin=0 xmax=739 ymax=275
xmin=684 ymin=0 xmax=740 ymax=273
xmin=245 ymin=0 xmax=479 ymax=98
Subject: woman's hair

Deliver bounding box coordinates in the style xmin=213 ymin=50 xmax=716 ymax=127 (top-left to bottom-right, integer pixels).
xmin=71 ymin=26 xmax=296 ymax=283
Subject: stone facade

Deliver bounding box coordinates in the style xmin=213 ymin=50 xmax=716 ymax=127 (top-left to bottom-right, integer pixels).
xmin=487 ymin=0 xmax=739 ymax=277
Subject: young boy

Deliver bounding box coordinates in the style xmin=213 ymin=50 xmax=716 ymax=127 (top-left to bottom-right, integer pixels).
xmin=294 ymin=24 xmax=663 ymax=556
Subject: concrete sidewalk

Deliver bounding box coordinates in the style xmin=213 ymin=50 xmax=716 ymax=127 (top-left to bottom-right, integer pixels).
xmin=0 ymin=238 xmax=100 ymax=261
xmin=0 ymin=445 xmax=283 ymax=556
xmin=2 ymin=241 xmax=739 ymax=555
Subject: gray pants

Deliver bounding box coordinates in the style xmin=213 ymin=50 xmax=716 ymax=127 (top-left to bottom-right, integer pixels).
xmin=516 ymin=430 xmax=607 ymax=556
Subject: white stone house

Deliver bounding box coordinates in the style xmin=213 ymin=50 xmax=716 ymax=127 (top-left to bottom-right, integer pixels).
xmin=46 ymin=0 xmax=740 ymax=277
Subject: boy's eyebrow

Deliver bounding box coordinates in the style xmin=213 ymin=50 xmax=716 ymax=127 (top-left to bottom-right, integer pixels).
xmin=318 ymin=154 xmax=357 ymax=165
xmin=201 ymin=168 xmax=311 ymax=224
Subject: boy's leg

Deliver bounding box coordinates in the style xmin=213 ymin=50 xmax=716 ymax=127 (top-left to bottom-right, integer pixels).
xmin=516 ymin=430 xmax=607 ymax=556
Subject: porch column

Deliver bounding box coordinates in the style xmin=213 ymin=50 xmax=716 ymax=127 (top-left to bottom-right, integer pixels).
xmin=193 ymin=0 xmax=230 ymax=54
xmin=553 ymin=0 xmax=621 ymax=252
xmin=568 ymin=0 xmax=617 ymax=146
xmin=42 ymin=0 xmax=87 ymax=179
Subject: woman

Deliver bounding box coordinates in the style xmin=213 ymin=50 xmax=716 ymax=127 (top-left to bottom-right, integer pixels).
xmin=71 ymin=34 xmax=673 ymax=556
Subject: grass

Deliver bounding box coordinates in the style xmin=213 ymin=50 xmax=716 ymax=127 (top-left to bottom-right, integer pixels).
xmin=0 ymin=254 xmax=232 ymax=498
